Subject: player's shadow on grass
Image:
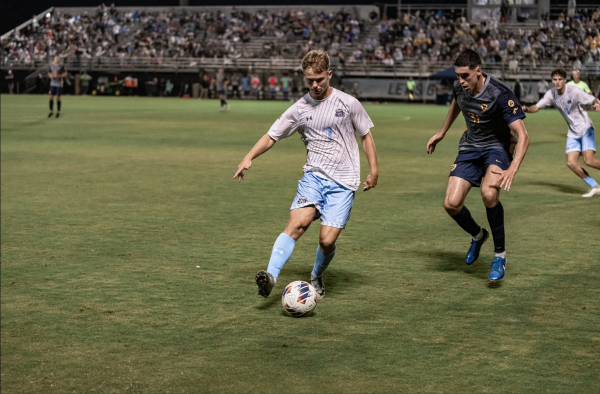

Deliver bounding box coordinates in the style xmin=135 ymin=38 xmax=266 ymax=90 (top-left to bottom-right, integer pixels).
xmin=411 ymin=250 xmax=490 ymax=280
xmin=254 ymin=266 xmax=363 ymax=311
xmin=529 ymin=181 xmax=582 ymax=195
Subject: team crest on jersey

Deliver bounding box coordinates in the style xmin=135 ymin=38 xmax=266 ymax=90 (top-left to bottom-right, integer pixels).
xmin=297 ymin=197 xmax=307 ymax=204
xmin=508 ymin=100 xmax=515 ymax=107
xmin=335 ymin=109 xmax=346 ymax=117
xmin=568 ymin=100 xmax=572 ymax=104
xmin=481 ymin=103 xmax=488 ymax=111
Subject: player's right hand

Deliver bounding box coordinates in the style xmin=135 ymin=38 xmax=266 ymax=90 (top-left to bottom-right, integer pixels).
xmin=522 ymin=106 xmax=529 ymax=113
xmin=233 ymin=158 xmax=252 ymax=182
xmin=426 ymin=133 xmax=444 ymax=154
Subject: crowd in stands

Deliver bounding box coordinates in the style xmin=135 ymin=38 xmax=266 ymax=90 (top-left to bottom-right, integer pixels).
xmin=2 ymin=3 xmax=599 ymax=73
xmin=345 ymin=7 xmax=600 ymax=72
xmin=0 ymin=4 xmax=365 ymax=64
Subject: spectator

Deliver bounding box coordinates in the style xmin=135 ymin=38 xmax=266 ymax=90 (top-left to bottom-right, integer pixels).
xmin=281 ymin=73 xmax=290 ymax=101
xmin=200 ymin=74 xmax=209 ymax=99
xmin=407 ymin=76 xmax=415 ymax=101
xmin=268 ymin=74 xmax=277 ymax=99
xmin=241 ymin=74 xmax=250 ymax=99
xmin=537 ymin=79 xmax=549 ymax=100
xmin=6 ymin=70 xmax=14 ymax=94
xmin=513 ymin=78 xmax=524 ymax=103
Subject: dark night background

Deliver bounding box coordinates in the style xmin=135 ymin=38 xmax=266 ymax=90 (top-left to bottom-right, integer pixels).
xmin=0 ymin=0 xmax=593 ymax=34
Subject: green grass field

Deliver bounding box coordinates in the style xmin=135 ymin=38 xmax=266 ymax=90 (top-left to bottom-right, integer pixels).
xmin=1 ymin=95 xmax=599 ymax=393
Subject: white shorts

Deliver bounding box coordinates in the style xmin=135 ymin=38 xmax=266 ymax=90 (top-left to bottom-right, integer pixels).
xmin=566 ymin=127 xmax=596 ymax=154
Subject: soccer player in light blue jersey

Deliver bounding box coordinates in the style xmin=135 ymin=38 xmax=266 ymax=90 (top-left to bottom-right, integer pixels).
xmin=524 ymin=68 xmax=600 ymax=197
xmin=234 ymin=50 xmax=379 ymax=299
xmin=427 ymin=49 xmax=530 ymax=281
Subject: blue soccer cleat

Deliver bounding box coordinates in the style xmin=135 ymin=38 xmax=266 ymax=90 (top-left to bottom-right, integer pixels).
xmin=489 ymin=256 xmax=506 ymax=281
xmin=465 ymin=228 xmax=489 ymax=265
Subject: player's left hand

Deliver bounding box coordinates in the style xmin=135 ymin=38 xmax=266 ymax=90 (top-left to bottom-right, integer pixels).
xmin=493 ymin=168 xmax=517 ymax=192
xmin=363 ymin=172 xmax=378 ymax=191
xmin=592 ymin=103 xmax=600 ymax=112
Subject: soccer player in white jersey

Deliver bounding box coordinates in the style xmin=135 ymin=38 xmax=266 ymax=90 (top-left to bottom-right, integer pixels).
xmin=233 ymin=50 xmax=379 ymax=299
xmin=523 ymin=68 xmax=600 ymax=197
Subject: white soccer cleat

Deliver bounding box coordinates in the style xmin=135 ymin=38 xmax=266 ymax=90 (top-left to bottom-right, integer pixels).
xmin=582 ymin=185 xmax=600 ymax=198
xmin=310 ymin=272 xmax=325 ymax=300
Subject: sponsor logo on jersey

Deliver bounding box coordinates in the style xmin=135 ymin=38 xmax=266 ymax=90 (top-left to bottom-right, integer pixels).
xmin=451 ymin=164 xmax=457 ymax=171
xmin=304 ymin=116 xmax=313 ymax=122
xmin=297 ymin=197 xmax=307 ymax=204
xmin=508 ymin=100 xmax=515 ymax=107
xmin=481 ymin=103 xmax=488 ymax=111
xmin=335 ymin=109 xmax=346 ymax=117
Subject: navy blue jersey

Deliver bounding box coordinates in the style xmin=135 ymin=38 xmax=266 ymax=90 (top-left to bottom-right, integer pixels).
xmin=453 ymin=73 xmax=525 ymax=153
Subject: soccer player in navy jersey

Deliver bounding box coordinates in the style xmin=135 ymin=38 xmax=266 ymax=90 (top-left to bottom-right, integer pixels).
xmin=426 ymin=49 xmax=530 ymax=281
xmin=48 ymin=56 xmax=66 ymax=118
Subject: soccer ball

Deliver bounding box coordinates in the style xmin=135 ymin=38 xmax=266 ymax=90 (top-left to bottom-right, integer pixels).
xmin=281 ymin=281 xmax=318 ymax=317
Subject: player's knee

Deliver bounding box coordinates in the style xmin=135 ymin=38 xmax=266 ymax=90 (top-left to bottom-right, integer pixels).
xmin=443 ymin=199 xmax=461 ymax=215
xmin=566 ymin=160 xmax=579 ymax=171
xmin=481 ymin=190 xmax=499 ymax=207
xmin=319 ymin=238 xmax=336 ymax=252
xmin=583 ymin=156 xmax=595 ymax=166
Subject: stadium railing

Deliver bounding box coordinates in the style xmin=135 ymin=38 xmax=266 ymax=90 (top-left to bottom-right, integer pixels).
xmin=1 ymin=54 xmax=584 ymax=81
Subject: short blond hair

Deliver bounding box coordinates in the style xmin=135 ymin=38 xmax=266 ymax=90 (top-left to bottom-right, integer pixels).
xmin=302 ymin=50 xmax=330 ymax=74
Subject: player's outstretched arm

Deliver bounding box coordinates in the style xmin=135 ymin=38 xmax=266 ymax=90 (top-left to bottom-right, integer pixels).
xmin=522 ymin=105 xmax=539 ymax=113
xmin=427 ymin=98 xmax=461 ymax=154
xmin=361 ymin=132 xmax=378 ymax=191
xmin=233 ymin=134 xmax=276 ymax=182
xmin=495 ymin=119 xmax=530 ymax=192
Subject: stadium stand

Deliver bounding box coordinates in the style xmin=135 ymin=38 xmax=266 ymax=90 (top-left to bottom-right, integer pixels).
xmin=1 ymin=4 xmax=599 ymax=96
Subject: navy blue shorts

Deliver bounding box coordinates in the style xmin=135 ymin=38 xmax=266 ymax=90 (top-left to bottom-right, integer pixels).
xmin=49 ymin=86 xmax=62 ymax=96
xmin=449 ymin=149 xmax=511 ymax=187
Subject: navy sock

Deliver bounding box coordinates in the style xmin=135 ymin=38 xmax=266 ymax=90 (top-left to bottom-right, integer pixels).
xmin=49 ymin=100 xmax=53 ymax=112
xmin=450 ymin=205 xmax=481 ymax=237
xmin=220 ymin=99 xmax=225 ymax=107
xmin=57 ymin=101 xmax=61 ymax=112
xmin=486 ymin=202 xmax=505 ymax=254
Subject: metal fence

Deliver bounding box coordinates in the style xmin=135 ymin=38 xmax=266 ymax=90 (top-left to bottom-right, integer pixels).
xmin=2 ymin=55 xmax=589 ymax=81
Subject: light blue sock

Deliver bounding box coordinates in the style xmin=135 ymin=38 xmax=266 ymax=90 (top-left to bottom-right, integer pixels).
xmin=312 ymin=246 xmax=336 ymax=278
xmin=583 ymin=177 xmax=598 ymax=187
xmin=267 ymin=233 xmax=296 ymax=279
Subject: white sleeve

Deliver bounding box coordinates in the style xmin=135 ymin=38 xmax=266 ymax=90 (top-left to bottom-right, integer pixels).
xmin=535 ymin=90 xmax=553 ymax=108
xmin=574 ymin=86 xmax=596 ymax=105
xmin=350 ymin=98 xmax=374 ymax=136
xmin=267 ymin=104 xmax=300 ymax=141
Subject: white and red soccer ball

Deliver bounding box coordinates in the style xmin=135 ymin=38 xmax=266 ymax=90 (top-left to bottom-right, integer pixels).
xmin=281 ymin=281 xmax=317 ymax=317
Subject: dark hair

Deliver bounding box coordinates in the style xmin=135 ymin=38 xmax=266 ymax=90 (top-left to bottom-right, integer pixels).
xmin=551 ymin=68 xmax=567 ymax=79
xmin=454 ymin=49 xmax=482 ymax=69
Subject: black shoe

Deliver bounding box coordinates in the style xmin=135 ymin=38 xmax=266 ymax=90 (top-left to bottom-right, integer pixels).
xmin=255 ymin=270 xmax=276 ymax=298
xmin=48 ymin=112 xmax=53 ymax=118
xmin=56 ymin=113 xmax=60 ymax=118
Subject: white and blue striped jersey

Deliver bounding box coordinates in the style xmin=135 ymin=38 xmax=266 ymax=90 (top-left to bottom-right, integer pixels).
xmin=267 ymin=88 xmax=374 ymax=191
xmin=536 ymin=85 xmax=596 ymax=139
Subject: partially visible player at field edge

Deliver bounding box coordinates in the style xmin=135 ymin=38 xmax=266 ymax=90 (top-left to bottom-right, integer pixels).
xmin=567 ymin=68 xmax=592 ymax=94
xmin=426 ymin=49 xmax=530 ymax=281
xmin=233 ymin=50 xmax=379 ymax=299
xmin=523 ymin=68 xmax=600 ymax=197
xmin=48 ymin=56 xmax=66 ymax=118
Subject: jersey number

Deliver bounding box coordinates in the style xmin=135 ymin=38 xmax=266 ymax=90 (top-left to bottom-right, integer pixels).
xmin=467 ymin=112 xmax=480 ymax=123
xmin=323 ymin=126 xmax=333 ymax=142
